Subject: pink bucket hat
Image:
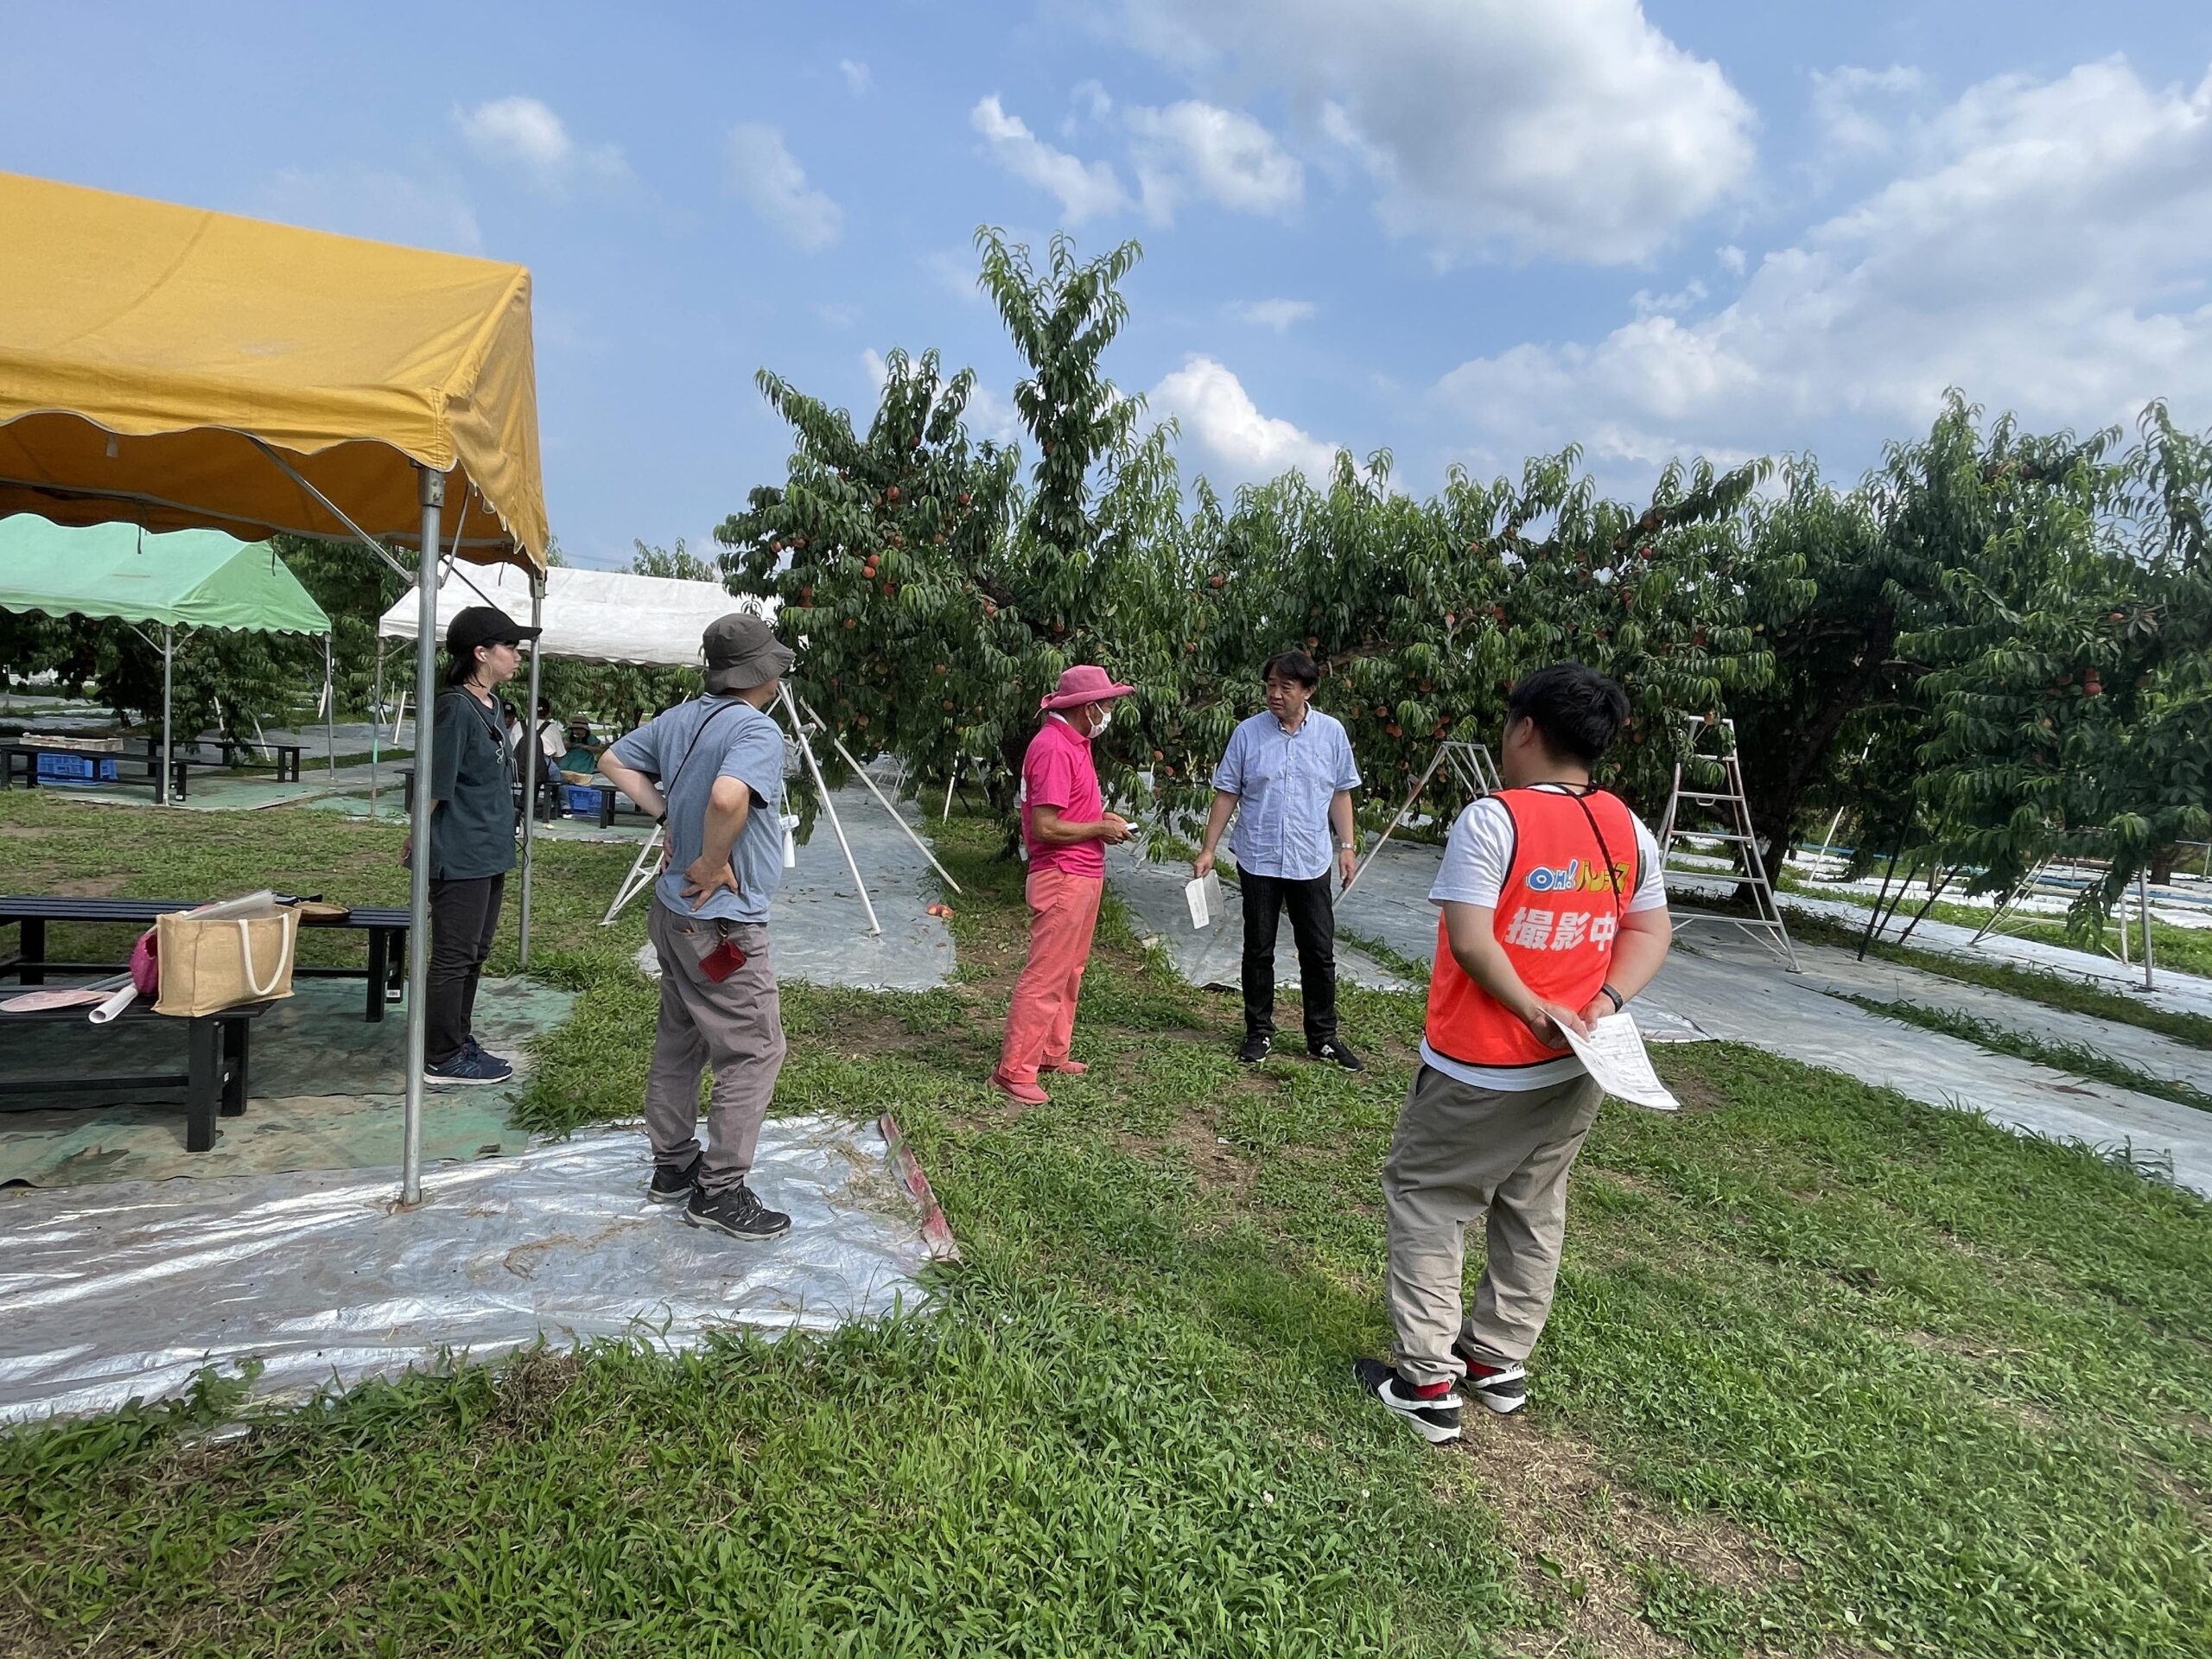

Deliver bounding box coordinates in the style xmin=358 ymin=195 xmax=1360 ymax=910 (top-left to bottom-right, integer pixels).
xmin=1039 ymin=664 xmax=1135 ymax=711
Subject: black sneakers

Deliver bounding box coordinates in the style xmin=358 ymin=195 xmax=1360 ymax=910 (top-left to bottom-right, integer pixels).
xmin=1452 ymin=1342 xmax=1529 ymax=1414
xmin=684 ymin=1181 xmax=792 ymax=1241
xmin=1308 ymin=1038 xmax=1365 ymax=1072
xmin=647 ymin=1154 xmax=704 ymax=1205
xmin=1236 ymin=1033 xmax=1273 ymax=1065
xmin=1355 ymin=1357 xmax=1463 ymax=1444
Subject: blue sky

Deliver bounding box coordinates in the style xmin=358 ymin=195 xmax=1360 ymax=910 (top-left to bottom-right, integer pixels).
xmin=6 ymin=1 xmax=2210 ymax=566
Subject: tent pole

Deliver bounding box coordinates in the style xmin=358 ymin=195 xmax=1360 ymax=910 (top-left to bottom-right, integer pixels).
xmin=518 ymin=573 xmax=543 ymax=969
xmin=324 ymin=633 xmax=335 ymax=786
xmin=401 ymin=467 xmax=444 ymax=1208
xmin=370 ymin=640 xmax=383 ymax=817
xmin=779 ymin=683 xmax=880 ymax=936
xmin=161 ymin=626 xmax=175 ymax=807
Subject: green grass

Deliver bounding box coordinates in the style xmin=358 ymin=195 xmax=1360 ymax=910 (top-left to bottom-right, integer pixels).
xmin=1785 ymin=911 xmax=2212 ymax=1054
xmin=1844 ymin=995 xmax=2212 ymax=1116
xmin=3 ymin=795 xmax=2209 ymax=1657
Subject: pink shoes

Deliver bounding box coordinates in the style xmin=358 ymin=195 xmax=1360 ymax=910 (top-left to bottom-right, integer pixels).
xmin=989 ymin=1070 xmax=1050 ymax=1105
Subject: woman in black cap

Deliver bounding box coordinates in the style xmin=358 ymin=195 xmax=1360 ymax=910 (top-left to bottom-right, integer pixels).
xmin=413 ymin=604 xmax=539 ymax=1084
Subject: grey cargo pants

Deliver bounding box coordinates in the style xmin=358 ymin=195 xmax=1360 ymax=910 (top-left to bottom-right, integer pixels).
xmin=645 ymin=904 xmax=785 ymax=1196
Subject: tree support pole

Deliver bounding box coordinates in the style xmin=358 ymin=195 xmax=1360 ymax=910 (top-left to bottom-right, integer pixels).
xmin=518 ymin=573 xmax=543 ymax=969
xmin=779 ymin=684 xmax=880 ymax=937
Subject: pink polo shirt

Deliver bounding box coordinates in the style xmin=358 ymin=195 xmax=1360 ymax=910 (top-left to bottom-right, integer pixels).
xmin=1020 ymin=715 xmax=1106 ymax=878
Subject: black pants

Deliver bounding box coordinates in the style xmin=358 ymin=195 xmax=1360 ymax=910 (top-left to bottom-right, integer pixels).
xmin=1241 ymin=871 xmax=1338 ymax=1046
xmin=427 ymin=873 xmax=505 ymax=1065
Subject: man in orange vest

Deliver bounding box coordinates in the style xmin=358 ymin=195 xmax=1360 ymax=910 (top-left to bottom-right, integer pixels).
xmin=1357 ymin=664 xmax=1673 ymax=1444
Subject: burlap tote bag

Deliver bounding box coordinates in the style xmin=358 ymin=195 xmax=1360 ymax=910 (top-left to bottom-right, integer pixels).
xmin=154 ymin=893 xmax=299 ymax=1016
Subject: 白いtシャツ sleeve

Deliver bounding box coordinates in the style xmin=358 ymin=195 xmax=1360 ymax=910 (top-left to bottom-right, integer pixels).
xmin=1211 ymin=721 xmax=1249 ymax=795
xmin=607 ymin=720 xmax=661 ymax=777
xmin=1428 ymin=798 xmax=1515 ymax=909
xmin=1026 ymin=741 xmax=1078 ymax=812
xmin=429 ymin=695 xmax=467 ymax=803
xmin=718 ymin=718 xmax=786 ymax=807
xmin=1628 ymin=814 xmax=1667 ymax=912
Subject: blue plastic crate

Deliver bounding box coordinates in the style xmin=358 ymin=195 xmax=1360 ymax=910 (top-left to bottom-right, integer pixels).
xmin=563 ymin=784 xmax=606 ymax=812
xmin=35 ymin=753 xmax=118 ymax=783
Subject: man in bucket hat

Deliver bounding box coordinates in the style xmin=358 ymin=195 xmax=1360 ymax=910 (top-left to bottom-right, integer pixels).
xmin=595 ymin=613 xmax=799 ymax=1240
xmin=992 ymin=664 xmax=1137 ymax=1105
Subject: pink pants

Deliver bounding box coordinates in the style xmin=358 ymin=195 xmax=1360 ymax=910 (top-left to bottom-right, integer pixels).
xmin=996 ymin=867 xmax=1104 ymax=1084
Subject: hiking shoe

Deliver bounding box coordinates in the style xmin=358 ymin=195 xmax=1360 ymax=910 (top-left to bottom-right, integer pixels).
xmin=1236 ymin=1033 xmax=1272 ymax=1065
xmin=648 ymin=1154 xmax=704 ymax=1205
xmin=1452 ymin=1344 xmax=1529 ymax=1415
xmin=1354 ymin=1357 xmax=1463 ymax=1445
xmin=684 ymin=1182 xmax=791 ymax=1242
xmin=1308 ymin=1038 xmax=1365 ymax=1072
xmin=989 ymin=1070 xmax=1050 ymax=1105
xmin=424 ymin=1046 xmax=513 ymax=1085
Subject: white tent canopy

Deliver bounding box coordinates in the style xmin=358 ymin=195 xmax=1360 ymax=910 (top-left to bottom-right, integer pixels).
xmin=378 ymin=564 xmax=767 ymax=667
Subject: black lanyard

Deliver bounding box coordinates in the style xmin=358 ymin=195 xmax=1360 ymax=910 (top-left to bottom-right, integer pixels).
xmin=1527 ymin=783 xmax=1627 ymax=922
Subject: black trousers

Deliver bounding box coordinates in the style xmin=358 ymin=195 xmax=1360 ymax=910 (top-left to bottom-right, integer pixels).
xmin=427 ymin=873 xmax=505 ymax=1065
xmin=1240 ymin=871 xmax=1338 ymax=1046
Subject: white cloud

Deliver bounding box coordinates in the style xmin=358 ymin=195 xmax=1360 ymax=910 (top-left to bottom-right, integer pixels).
xmin=1809 ymin=64 xmax=1927 ymax=154
xmin=1716 ymin=244 xmax=1747 ymax=276
xmin=1435 ymin=58 xmax=2212 ymax=471
xmin=924 ymin=248 xmax=985 ymax=304
xmin=970 ymin=95 xmax=1129 ymax=224
xmin=1126 ymin=100 xmax=1302 ymax=223
xmin=455 ymin=95 xmax=626 ymax=190
xmin=726 ymin=124 xmax=843 ymax=251
xmin=1151 ymin=355 xmax=1339 ymax=480
xmin=840 ymin=59 xmax=873 ymax=97
xmin=258 ymin=167 xmax=483 ymax=255
xmin=1118 ymin=0 xmax=1756 ymax=264
xmin=1228 ymin=298 xmax=1319 ymax=331
xmin=815 ymin=302 xmax=861 ymax=329
xmin=861 ymin=348 xmax=888 ymax=391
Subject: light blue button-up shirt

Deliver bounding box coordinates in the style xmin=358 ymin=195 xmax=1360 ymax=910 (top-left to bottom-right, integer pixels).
xmin=1212 ymin=708 xmax=1361 ymax=880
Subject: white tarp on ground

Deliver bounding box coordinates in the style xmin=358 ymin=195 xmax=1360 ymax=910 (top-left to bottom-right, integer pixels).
xmin=0 ymin=1116 xmax=955 ymax=1424
xmin=376 ymin=563 xmax=770 ymax=667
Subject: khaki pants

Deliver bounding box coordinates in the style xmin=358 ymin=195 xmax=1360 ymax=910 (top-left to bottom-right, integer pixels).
xmin=645 ymin=905 xmax=786 ymax=1196
xmin=1382 ymin=1063 xmax=1604 ymax=1388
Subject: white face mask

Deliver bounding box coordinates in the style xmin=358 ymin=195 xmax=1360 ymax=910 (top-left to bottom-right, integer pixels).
xmin=1090 ymin=705 xmax=1114 ymax=736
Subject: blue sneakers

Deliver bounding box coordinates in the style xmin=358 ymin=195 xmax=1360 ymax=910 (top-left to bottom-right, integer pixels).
xmin=424 ymin=1042 xmax=514 ymax=1085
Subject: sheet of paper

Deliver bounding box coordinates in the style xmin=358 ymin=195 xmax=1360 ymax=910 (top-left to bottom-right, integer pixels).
xmin=1560 ymin=1011 xmax=1680 ymax=1112
xmin=1184 ymin=872 xmax=1225 ymax=929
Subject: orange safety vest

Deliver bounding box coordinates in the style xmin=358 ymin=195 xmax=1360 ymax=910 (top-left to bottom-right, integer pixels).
xmin=1425 ymin=786 xmax=1640 ymax=1072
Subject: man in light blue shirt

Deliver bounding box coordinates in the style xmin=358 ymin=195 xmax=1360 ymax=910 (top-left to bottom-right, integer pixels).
xmin=597 ymin=613 xmax=797 ymax=1243
xmin=1193 ymin=648 xmax=1364 ymax=1071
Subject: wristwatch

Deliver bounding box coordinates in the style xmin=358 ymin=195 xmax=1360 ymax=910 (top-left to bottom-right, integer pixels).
xmin=1599 ymin=984 xmax=1624 ymax=1013
xmin=1338 ymin=841 xmax=1357 ymax=852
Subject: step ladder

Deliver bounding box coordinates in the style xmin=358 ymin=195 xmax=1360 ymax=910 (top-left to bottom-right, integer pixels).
xmin=1342 ymin=739 xmax=1503 ymax=899
xmin=1656 ymin=716 xmax=1799 ymax=970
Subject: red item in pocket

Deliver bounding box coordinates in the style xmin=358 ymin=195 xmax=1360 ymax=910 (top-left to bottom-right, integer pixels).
xmin=702 ymin=938 xmax=747 ymax=982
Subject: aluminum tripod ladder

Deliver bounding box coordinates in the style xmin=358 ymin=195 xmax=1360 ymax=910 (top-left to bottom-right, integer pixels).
xmin=1656 ymin=716 xmax=1799 ymax=969
xmin=1341 ymin=740 xmax=1503 ymax=899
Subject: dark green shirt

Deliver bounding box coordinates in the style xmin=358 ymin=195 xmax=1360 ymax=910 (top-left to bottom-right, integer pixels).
xmin=428 ymin=689 xmax=516 ymax=880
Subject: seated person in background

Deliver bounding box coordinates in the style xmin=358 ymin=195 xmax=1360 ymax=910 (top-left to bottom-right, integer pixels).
xmin=560 ymin=716 xmax=601 ymax=776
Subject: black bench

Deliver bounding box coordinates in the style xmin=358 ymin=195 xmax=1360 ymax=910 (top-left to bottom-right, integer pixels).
xmin=0 ymin=995 xmax=271 ymax=1152
xmin=0 ymin=897 xmax=410 ymax=1022
xmin=138 ymin=735 xmax=307 ymax=784
xmin=3 ymin=742 xmax=188 ymax=800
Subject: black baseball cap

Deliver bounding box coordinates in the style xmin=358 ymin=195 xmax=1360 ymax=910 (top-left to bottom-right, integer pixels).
xmin=445 ymin=605 xmax=540 ymax=659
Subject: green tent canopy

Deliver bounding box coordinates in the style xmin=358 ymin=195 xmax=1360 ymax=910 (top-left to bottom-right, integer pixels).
xmin=0 ymin=517 xmax=328 ymax=636
xmin=0 ymin=514 xmax=333 ymax=802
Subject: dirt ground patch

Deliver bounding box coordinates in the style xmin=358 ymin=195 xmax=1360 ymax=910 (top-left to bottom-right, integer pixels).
xmin=1461 ymin=1414 xmax=1792 ymax=1659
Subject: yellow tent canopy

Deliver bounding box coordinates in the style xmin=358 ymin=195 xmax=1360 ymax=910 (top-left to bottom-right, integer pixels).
xmin=0 ymin=170 xmax=546 ymax=571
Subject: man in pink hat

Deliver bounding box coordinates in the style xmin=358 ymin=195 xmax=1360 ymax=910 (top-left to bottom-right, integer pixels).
xmin=992 ymin=664 xmax=1137 ymax=1104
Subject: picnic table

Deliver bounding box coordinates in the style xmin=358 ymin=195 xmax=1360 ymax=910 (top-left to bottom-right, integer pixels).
xmin=0 ymin=896 xmax=410 ymax=1021
xmin=0 ymin=995 xmax=270 ymax=1152
xmin=396 ymin=764 xmax=629 ymax=829
xmin=137 ymin=734 xmax=308 ymax=783
xmin=3 ymin=741 xmax=188 ymax=800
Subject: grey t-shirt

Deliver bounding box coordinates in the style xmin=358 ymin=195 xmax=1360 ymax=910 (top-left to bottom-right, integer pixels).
xmin=428 ymin=689 xmax=517 ymax=880
xmin=608 ymin=696 xmax=788 ymax=923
